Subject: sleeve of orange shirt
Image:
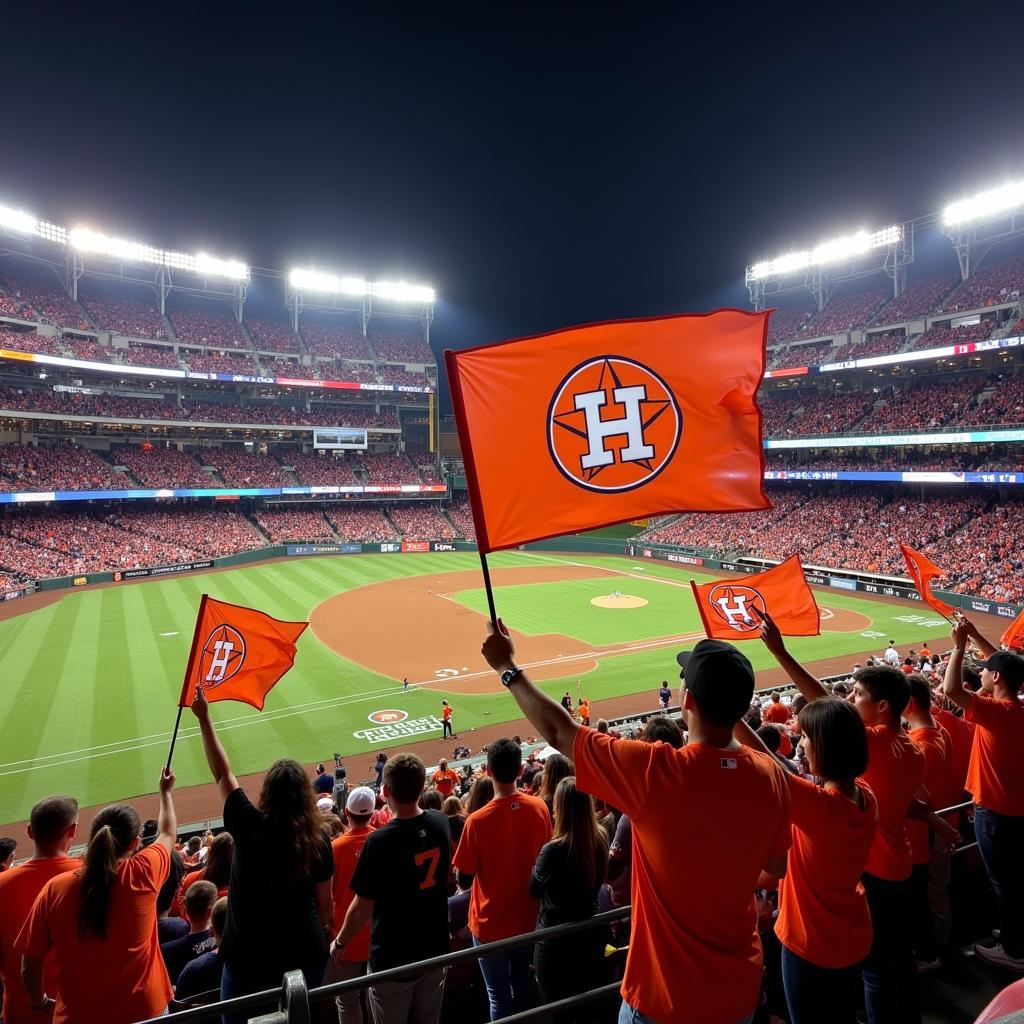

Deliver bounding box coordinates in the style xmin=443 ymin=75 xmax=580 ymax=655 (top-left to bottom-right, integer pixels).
xmin=126 ymin=843 xmax=170 ymax=894
xmin=17 ymin=880 xmax=56 ymax=959
xmin=452 ymin=817 xmax=479 ymax=877
xmin=572 ymin=729 xmax=656 ymax=823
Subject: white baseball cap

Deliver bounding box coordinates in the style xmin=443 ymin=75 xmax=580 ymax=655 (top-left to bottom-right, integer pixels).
xmin=346 ymin=786 xmax=377 ymax=816
xmin=316 ymin=796 xmax=334 ymax=813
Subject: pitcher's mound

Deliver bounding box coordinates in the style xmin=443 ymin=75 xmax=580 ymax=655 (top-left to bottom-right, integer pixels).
xmin=591 ymin=594 xmax=649 ymax=609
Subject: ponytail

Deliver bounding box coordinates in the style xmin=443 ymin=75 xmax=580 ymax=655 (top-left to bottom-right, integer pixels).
xmin=78 ymin=805 xmax=140 ymax=939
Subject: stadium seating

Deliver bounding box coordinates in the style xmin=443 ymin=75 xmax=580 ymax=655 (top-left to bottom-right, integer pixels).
xmin=170 ymin=307 xmax=249 ymax=349
xmin=796 ymin=289 xmax=888 ymax=338
xmin=63 ymin=337 xmax=115 ymax=362
xmin=368 ymin=330 xmax=433 ymax=363
xmin=251 ymin=507 xmax=336 ymax=542
xmin=285 ymin=451 xmax=360 ymax=487
xmin=107 ymin=506 xmax=264 ymax=558
xmin=906 ymin=320 xmax=993 ymax=352
xmin=121 ymin=342 xmax=179 ymax=368
xmin=941 ymin=256 xmax=1024 ymax=313
xmin=1 ymin=277 xmax=91 ymax=330
xmin=829 ymin=330 xmax=907 ymax=363
xmin=324 ymin=504 xmax=396 ymax=541
xmin=359 ymin=452 xmax=422 ymax=486
xmin=768 ymin=339 xmax=836 ymax=370
xmin=875 ymin=273 xmax=960 ymax=324
xmin=855 ymin=378 xmax=985 ymax=434
xmin=182 ymin=350 xmax=260 ymax=375
xmin=448 ymin=497 xmax=476 ymax=540
xmin=111 ymin=446 xmax=211 ymax=489
xmin=760 ymin=391 xmax=875 ymax=437
xmin=246 ymin=319 xmax=301 ymax=353
xmin=960 ymin=375 xmax=1024 ymax=426
xmin=200 ymin=448 xmax=292 ymax=488
xmin=387 ymin=502 xmax=456 ymax=540
xmin=300 ymin=324 xmax=373 ymax=360
xmin=0 ymin=327 xmax=62 ymax=355
xmin=0 ymin=281 xmax=36 ymax=320
xmin=766 ymin=306 xmax=813 ymax=344
xmin=0 ymin=442 xmax=127 ymax=492
xmin=81 ymin=294 xmax=169 ymax=340
xmin=376 ymin=366 xmax=433 ymax=389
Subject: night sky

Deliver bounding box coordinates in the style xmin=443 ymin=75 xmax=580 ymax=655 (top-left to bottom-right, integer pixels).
xmin=2 ymin=1 xmax=1022 ymax=363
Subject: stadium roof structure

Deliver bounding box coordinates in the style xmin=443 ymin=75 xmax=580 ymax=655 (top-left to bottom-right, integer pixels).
xmin=746 ymin=176 xmax=1024 ymax=312
xmin=0 ymin=196 xmax=436 ymax=338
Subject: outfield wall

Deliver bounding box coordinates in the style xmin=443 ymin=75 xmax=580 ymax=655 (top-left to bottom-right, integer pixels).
xmin=12 ymin=534 xmax=1022 ymax=620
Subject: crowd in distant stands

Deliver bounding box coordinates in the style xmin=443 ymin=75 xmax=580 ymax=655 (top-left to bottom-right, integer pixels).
xmin=768 ymin=339 xmax=836 ymax=371
xmin=0 ymin=279 xmax=91 ymax=330
xmin=765 ymin=449 xmax=977 ymax=472
xmin=877 ymin=272 xmax=961 ymax=323
xmin=312 ymin=360 xmax=379 ymax=383
xmin=285 ymin=451 xmax=360 ymax=487
xmin=762 ymin=390 xmax=877 ymax=437
xmin=798 ymin=290 xmax=889 ymax=339
xmin=111 ymin=446 xmax=213 ymax=489
xmin=907 ymin=321 xmax=994 ymax=353
xmin=201 ymin=448 xmax=290 ymax=488
xmin=169 ymin=308 xmax=248 ymax=349
xmin=830 ymin=330 xmax=908 ymax=363
xmin=961 ymin=375 xmax=1024 ymax=426
xmin=81 ymin=294 xmax=169 ymax=339
xmin=0 ymin=442 xmax=125 ymax=492
xmin=181 ymin=351 xmax=260 ymax=376
xmin=360 ymin=452 xmax=422 ymax=486
xmin=448 ymin=498 xmax=476 ymax=541
xmin=124 ymin=343 xmax=179 ymax=368
xmin=376 ymin=366 xmax=433 ymax=389
xmin=62 ymin=337 xmax=114 ymax=362
xmin=246 ymin=320 xmax=300 ymax=353
xmin=252 ymin=507 xmax=335 ymax=543
xmin=301 ymin=324 xmax=373 ymax=360
xmin=107 ymin=506 xmax=264 ymax=559
xmin=325 ymin=504 xmax=396 ymax=541
xmin=369 ymin=330 xmax=433 ymax=363
xmin=766 ymin=306 xmax=813 ymax=344
xmin=0 ymin=281 xmax=36 ymax=320
xmin=387 ymin=503 xmax=457 ymax=541
xmin=0 ymin=327 xmax=62 ymax=356
xmin=855 ymin=378 xmax=986 ymax=434
xmin=941 ymin=256 xmax=1024 ymax=312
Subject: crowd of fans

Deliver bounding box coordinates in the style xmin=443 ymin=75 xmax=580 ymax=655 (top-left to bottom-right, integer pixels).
xmin=942 ymin=257 xmax=1024 ymax=313
xmin=376 ymin=366 xmax=433 ymax=389
xmin=105 ymin=507 xmax=264 ymax=559
xmin=325 ymin=504 xmax=397 ymax=541
xmin=252 ymin=507 xmax=336 ymax=542
xmin=762 ymin=390 xmax=877 ymax=437
xmin=81 ymin=294 xmax=169 ymax=340
xmin=798 ymin=290 xmax=889 ymax=339
xmin=0 ymin=442 xmax=126 ymax=492
xmin=123 ymin=343 xmax=180 ymax=368
xmin=447 ymin=497 xmax=476 ymax=540
xmin=766 ymin=306 xmax=813 ymax=344
xmin=961 ymin=375 xmax=1024 ymax=426
xmin=0 ymin=327 xmax=62 ymax=355
xmin=854 ymin=378 xmax=986 ymax=434
xmin=62 ymin=337 xmax=114 ymax=362
xmin=111 ymin=446 xmax=212 ymax=489
xmin=388 ymin=503 xmax=457 ymax=540
xmin=907 ymin=321 xmax=994 ymax=353
xmin=0 ymin=278 xmax=91 ymax=331
xmin=246 ymin=320 xmax=301 ymax=353
xmin=830 ymin=330 xmax=908 ymax=363
xmin=765 ymin=449 xmax=974 ymax=472
xmin=169 ymin=308 xmax=249 ymax=349
xmin=312 ymin=361 xmax=379 ymax=383
xmin=301 ymin=324 xmax=374 ymax=360
xmin=285 ymin=451 xmax=361 ymax=487
xmin=877 ymin=272 xmax=961 ymax=324
xmin=767 ymin=338 xmax=837 ymax=371
xmin=0 ymin=282 xmax=36 ymax=320
xmin=200 ymin=448 xmax=291 ymax=488
xmin=181 ymin=351 xmax=260 ymax=376
xmin=368 ymin=330 xmax=433 ymax=363
xmin=359 ymin=452 xmax=423 ymax=486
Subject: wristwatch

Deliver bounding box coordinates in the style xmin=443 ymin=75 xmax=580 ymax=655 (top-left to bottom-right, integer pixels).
xmin=500 ymin=666 xmax=523 ymax=687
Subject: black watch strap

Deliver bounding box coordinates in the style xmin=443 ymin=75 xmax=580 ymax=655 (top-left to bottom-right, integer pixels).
xmin=500 ymin=666 xmax=522 ymax=687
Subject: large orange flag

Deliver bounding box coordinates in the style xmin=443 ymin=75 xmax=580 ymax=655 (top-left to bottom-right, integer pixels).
xmin=444 ymin=310 xmax=770 ymax=552
xmin=690 ymin=555 xmax=820 ymax=641
xmin=1001 ymin=609 xmax=1024 ymax=651
xmin=177 ymin=595 xmax=308 ymax=710
xmin=900 ymin=544 xmax=956 ymax=618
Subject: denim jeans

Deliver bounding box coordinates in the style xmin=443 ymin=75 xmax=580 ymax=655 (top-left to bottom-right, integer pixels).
xmin=781 ymin=946 xmax=861 ymax=1024
xmin=861 ymin=872 xmax=921 ymax=1024
xmin=975 ymin=805 xmax=1024 ymax=958
xmin=617 ymin=1000 xmax=753 ymax=1024
xmin=220 ymin=959 xmax=326 ymax=1024
xmin=472 ymin=936 xmax=532 ymax=1020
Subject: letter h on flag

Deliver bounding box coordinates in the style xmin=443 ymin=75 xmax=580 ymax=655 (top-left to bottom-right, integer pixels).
xmin=444 ymin=309 xmax=772 ymax=552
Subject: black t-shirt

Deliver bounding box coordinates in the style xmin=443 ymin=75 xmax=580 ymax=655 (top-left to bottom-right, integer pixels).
xmin=219 ymin=788 xmax=334 ymax=976
xmin=313 ymin=773 xmax=335 ymax=795
xmin=158 ymin=916 xmax=190 ymax=944
xmin=174 ymin=949 xmax=223 ymax=1000
xmin=161 ymin=927 xmax=216 ymax=984
xmin=350 ymin=809 xmax=451 ymax=971
xmin=529 ymin=838 xmax=607 ymax=931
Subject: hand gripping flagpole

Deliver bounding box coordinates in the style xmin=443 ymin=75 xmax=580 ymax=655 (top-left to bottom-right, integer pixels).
xmin=166 ymin=594 xmax=210 ymax=771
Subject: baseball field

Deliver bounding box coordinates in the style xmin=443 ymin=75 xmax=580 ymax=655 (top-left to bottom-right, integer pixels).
xmin=0 ymin=549 xmax=956 ymax=827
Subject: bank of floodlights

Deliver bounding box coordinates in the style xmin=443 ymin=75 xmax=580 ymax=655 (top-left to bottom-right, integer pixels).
xmin=289 ymin=267 xmax=435 ymax=304
xmin=69 ymin=227 xmax=249 ymax=281
xmin=0 ymin=203 xmax=67 ymax=244
xmin=749 ymin=225 xmax=902 ymax=281
xmin=943 ymin=180 xmax=1024 ymax=226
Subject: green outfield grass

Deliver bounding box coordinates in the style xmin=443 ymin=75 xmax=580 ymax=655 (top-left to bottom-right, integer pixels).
xmin=0 ymin=550 xmax=952 ymax=825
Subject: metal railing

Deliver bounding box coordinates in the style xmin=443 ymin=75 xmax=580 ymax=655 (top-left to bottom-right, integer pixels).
xmin=139 ymin=907 xmax=631 ymax=1024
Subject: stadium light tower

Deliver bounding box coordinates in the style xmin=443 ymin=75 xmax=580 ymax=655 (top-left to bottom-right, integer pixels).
xmin=746 ymin=223 xmax=911 ymax=311
xmin=286 ymin=266 xmax=436 ymax=339
xmin=942 ymin=179 xmax=1024 ymax=280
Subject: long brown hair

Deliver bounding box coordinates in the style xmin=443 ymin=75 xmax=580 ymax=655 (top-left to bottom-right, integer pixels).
xmin=552 ymin=777 xmax=608 ymax=889
xmin=464 ymin=776 xmax=494 ymax=816
xmin=78 ymin=804 xmax=140 ymax=939
xmin=200 ymin=832 xmax=234 ymax=889
xmin=539 ymin=753 xmax=573 ymax=807
xmin=257 ymin=759 xmax=324 ymax=882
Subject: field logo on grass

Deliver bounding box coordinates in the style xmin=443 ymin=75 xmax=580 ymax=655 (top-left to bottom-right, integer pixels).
xmin=200 ymin=624 xmax=246 ymax=687
xmin=708 ymin=584 xmax=766 ymax=634
xmin=368 ymin=709 xmax=408 ymax=725
xmin=548 ymin=356 xmax=681 ymax=493
xmin=354 ymin=715 xmax=444 ymax=744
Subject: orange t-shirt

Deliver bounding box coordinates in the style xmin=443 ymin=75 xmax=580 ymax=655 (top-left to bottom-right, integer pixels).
xmin=907 ymin=726 xmax=955 ymax=865
xmin=0 ymin=855 xmax=81 ymax=1024
xmin=763 ymin=702 xmax=791 ymax=725
xmin=170 ymin=868 xmax=228 ymax=920
xmin=452 ymin=793 xmax=551 ymax=942
xmin=573 ymin=729 xmax=791 ymax=1024
xmin=933 ymin=707 xmax=975 ymax=797
xmin=18 ymin=843 xmax=173 ymax=1024
xmin=432 ymin=769 xmax=458 ymax=799
xmin=861 ymin=724 xmax=924 ymax=881
xmin=331 ymin=826 xmax=373 ymax=962
xmin=442 ymin=705 xmax=452 ymax=721
xmin=579 ymin=702 xmax=590 ymax=723
xmin=964 ymin=693 xmax=1024 ymax=816
xmin=776 ymin=778 xmax=876 ymax=969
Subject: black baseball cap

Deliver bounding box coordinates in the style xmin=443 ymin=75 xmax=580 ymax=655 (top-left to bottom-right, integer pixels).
xmin=140 ymin=819 xmax=159 ymax=846
xmin=676 ymin=639 xmax=755 ymax=726
xmin=976 ymin=651 xmax=1024 ymax=688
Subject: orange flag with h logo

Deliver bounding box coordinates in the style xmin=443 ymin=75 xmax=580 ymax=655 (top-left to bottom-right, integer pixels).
xmin=444 ymin=310 xmax=770 ymax=552
xmin=690 ymin=554 xmax=821 ymax=641
xmin=900 ymin=545 xmax=956 ymax=618
xmin=177 ymin=595 xmax=308 ymax=710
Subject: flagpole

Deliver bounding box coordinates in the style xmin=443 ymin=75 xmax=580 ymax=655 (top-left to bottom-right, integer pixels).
xmin=167 ymin=594 xmax=210 ymax=771
xmin=479 ymin=551 xmax=498 ymax=624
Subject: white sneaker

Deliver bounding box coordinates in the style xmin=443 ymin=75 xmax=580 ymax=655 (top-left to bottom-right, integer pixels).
xmin=974 ymin=942 xmax=1024 ymax=972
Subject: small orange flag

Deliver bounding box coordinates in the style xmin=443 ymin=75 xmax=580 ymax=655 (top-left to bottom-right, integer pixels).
xmin=178 ymin=595 xmax=308 ymax=710
xmin=1001 ymin=608 xmax=1024 ymax=651
xmin=900 ymin=544 xmax=956 ymax=618
xmin=444 ymin=309 xmax=770 ymax=552
xmin=690 ymin=554 xmax=820 ymax=641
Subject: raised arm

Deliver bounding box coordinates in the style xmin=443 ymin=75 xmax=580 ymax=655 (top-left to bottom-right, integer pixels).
xmin=962 ymin=615 xmax=998 ymax=659
xmin=942 ymin=618 xmax=973 ymax=711
xmin=155 ymin=767 xmax=177 ymax=853
xmin=190 ymin=686 xmax=239 ymax=802
xmin=757 ymin=610 xmax=829 ymax=702
xmin=481 ymin=619 xmax=580 ymax=756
